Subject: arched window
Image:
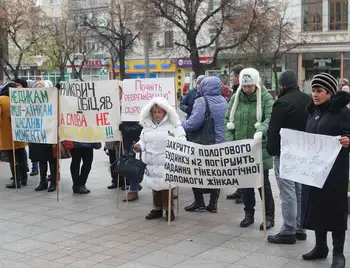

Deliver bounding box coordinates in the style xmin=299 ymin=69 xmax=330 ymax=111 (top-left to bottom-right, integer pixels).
xmin=329 ymin=0 xmax=348 ymax=30
xmin=302 ymin=0 xmax=323 ymax=31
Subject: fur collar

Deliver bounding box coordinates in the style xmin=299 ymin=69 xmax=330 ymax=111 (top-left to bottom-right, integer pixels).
xmin=140 ymin=97 xmax=180 ymax=126
xmin=307 ymin=91 xmax=350 ymax=114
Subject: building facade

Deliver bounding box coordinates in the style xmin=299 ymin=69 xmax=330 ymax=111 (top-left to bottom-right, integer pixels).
xmin=286 ymin=0 xmax=350 ymax=93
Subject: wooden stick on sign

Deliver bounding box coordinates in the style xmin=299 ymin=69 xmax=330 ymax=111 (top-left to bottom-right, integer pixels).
xmin=56 ymin=86 xmax=60 ymax=202
xmin=168 ymin=183 xmax=172 ymax=226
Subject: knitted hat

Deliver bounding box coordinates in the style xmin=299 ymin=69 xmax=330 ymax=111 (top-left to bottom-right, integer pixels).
xmin=279 ymin=70 xmax=297 ymax=89
xmin=311 ymin=73 xmax=338 ymax=96
xmin=226 ymin=68 xmax=262 ymax=130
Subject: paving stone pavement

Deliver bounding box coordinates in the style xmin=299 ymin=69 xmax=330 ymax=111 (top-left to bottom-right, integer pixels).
xmin=1 ymin=149 xmax=350 ymax=268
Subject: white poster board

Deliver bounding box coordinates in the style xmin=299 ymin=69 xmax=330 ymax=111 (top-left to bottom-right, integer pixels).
xmin=10 ymin=87 xmax=58 ymax=144
xmin=280 ymin=128 xmax=342 ymax=188
xmin=164 ymin=137 xmax=263 ymax=189
xmin=59 ymin=81 xmax=120 ymax=142
xmin=122 ymin=78 xmax=176 ymax=121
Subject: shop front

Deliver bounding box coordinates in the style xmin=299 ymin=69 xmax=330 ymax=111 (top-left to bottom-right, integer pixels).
xmin=175 ymin=56 xmax=213 ymax=95
xmin=285 ymin=44 xmax=350 ymax=94
xmin=110 ymin=59 xmax=176 ymax=80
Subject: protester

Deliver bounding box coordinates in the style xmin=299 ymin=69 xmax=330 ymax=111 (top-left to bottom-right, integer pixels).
xmin=70 ymin=141 xmax=101 ymax=194
xmin=266 ymin=70 xmax=311 ymax=244
xmin=133 ymin=97 xmax=186 ymax=221
xmin=0 ymin=82 xmax=28 ymax=188
xmin=301 ymin=73 xmax=350 ymax=268
xmin=180 ymin=75 xmax=207 ymax=119
xmin=225 ymin=68 xmax=275 ymax=230
xmin=227 ymin=64 xmax=245 ymax=203
xmin=14 ymin=78 xmax=38 ymax=176
xmin=30 ymin=80 xmax=57 ymax=192
xmin=221 ymin=84 xmax=232 ymax=102
xmin=182 ymin=76 xmax=227 ymax=213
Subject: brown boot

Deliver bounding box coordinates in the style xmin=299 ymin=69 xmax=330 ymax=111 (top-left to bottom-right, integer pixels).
xmin=123 ymin=192 xmax=139 ymax=202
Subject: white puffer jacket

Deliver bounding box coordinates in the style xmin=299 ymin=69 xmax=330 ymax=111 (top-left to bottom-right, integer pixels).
xmin=137 ymin=97 xmax=186 ymax=191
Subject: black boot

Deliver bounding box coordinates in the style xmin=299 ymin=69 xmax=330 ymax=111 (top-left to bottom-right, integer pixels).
xmin=302 ymin=231 xmax=328 ymax=260
xmin=72 ymin=185 xmax=79 ymax=193
xmin=226 ymin=189 xmax=242 ymax=200
xmin=206 ymin=189 xmax=219 ymax=213
xmin=145 ymin=210 xmax=163 ymax=220
xmin=35 ymin=173 xmax=48 ymax=191
xmin=19 ymin=162 xmax=28 ymax=186
xmin=48 ymin=181 xmax=56 ymax=192
xmin=331 ymin=231 xmax=346 ymax=268
xmin=107 ymin=182 xmax=117 ymax=189
xmin=165 ymin=210 xmax=175 ymax=221
xmin=268 ymin=233 xmax=296 ymax=244
xmin=6 ymin=179 xmax=21 ymax=189
xmin=240 ymin=211 xmax=254 ymax=227
xmin=185 ymin=202 xmax=206 ymax=212
xmin=260 ymin=217 xmax=275 ymax=231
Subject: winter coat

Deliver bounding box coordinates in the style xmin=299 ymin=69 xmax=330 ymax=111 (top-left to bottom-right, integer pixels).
xmin=182 ymin=76 xmax=228 ymax=144
xmin=180 ymin=88 xmax=197 ymax=119
xmin=266 ymin=87 xmax=311 ymax=156
xmin=29 ymin=144 xmax=55 ymax=162
xmin=224 ymin=86 xmax=274 ymax=170
xmin=301 ymin=91 xmax=350 ymax=231
xmin=137 ymin=97 xmax=186 ymax=191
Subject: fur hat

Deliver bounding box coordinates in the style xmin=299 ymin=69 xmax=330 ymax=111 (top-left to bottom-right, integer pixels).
xmin=226 ymin=68 xmax=262 ymax=130
xmin=311 ymin=73 xmax=338 ymax=96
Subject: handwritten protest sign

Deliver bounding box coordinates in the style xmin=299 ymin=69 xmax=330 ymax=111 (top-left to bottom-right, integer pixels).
xmin=10 ymin=87 xmax=58 ymax=144
xmin=164 ymin=137 xmax=263 ymax=189
xmin=59 ymin=81 xmax=120 ymax=142
xmin=280 ymin=128 xmax=342 ymax=188
xmin=122 ymin=78 xmax=176 ymax=121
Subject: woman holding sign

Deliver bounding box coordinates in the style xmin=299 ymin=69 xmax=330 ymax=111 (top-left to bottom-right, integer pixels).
xmin=133 ymin=97 xmax=186 ymax=221
xmin=225 ymin=68 xmax=275 ymax=230
xmin=301 ymin=73 xmax=350 ymax=268
xmin=0 ymin=82 xmax=28 ymax=188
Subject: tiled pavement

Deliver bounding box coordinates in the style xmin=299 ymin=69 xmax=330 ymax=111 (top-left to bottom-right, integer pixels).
xmin=0 ymin=149 xmax=350 ymax=268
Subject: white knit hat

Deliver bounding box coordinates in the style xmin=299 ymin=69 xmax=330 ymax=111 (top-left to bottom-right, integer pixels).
xmin=226 ymin=68 xmax=262 ymax=130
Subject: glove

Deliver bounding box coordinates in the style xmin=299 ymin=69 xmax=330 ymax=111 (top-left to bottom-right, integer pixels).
xmin=119 ymin=123 xmax=124 ymax=132
xmin=254 ymin=132 xmax=263 ymax=142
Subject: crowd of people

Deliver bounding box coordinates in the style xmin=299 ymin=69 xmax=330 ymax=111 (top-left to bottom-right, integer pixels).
xmin=0 ymin=66 xmax=350 ymax=268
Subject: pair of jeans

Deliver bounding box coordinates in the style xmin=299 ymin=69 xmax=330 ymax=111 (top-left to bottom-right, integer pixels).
xmin=7 ymin=148 xmax=27 ymax=182
xmin=70 ymin=148 xmax=93 ymax=187
xmin=243 ymin=170 xmax=275 ymax=219
xmin=274 ymin=156 xmax=305 ymax=235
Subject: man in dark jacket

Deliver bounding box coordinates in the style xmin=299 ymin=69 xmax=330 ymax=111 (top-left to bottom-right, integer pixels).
xmin=226 ymin=64 xmax=245 ymax=203
xmin=266 ymin=70 xmax=312 ymax=244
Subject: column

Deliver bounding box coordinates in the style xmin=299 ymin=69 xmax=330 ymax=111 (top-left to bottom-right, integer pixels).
xmin=322 ymin=0 xmax=328 ymax=32
xmin=340 ymin=52 xmax=344 ymax=79
xmin=298 ymin=53 xmax=303 ymax=89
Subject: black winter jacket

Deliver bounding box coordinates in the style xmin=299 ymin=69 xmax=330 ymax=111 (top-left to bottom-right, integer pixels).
xmin=267 ymin=87 xmax=311 ymax=156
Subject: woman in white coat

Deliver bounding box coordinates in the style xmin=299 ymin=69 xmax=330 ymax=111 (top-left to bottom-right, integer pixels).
xmin=134 ymin=97 xmax=186 ymax=221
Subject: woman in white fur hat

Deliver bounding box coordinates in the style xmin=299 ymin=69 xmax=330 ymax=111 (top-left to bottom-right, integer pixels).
xmin=224 ymin=68 xmax=275 ymax=230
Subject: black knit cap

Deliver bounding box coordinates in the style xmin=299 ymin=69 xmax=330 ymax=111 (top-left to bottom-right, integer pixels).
xmin=279 ymin=69 xmax=297 ymax=89
xmin=14 ymin=78 xmax=28 ymax=88
xmin=311 ymin=73 xmax=338 ymax=96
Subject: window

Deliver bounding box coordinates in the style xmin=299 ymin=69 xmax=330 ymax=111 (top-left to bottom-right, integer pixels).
xmin=164 ymin=0 xmax=175 ymax=15
xmin=164 ymin=31 xmax=174 ymax=48
xmin=148 ymin=33 xmax=154 ymax=49
xmin=50 ymin=0 xmax=61 ymax=4
xmin=208 ymin=0 xmax=214 ymax=11
xmin=329 ymin=0 xmax=348 ymax=30
xmin=209 ymin=28 xmax=219 ymax=47
xmin=302 ymin=0 xmax=323 ymax=31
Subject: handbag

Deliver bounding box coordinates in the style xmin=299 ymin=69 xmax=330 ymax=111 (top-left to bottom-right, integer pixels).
xmin=112 ymin=152 xmax=146 ymax=184
xmin=0 ymin=150 xmax=9 ymax=162
xmin=60 ymin=142 xmax=71 ymax=159
xmin=187 ymin=97 xmax=216 ymax=145
xmin=93 ymin=143 xmax=102 ymax=150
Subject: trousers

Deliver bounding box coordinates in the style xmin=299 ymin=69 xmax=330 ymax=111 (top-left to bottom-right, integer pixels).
xmin=243 ymin=169 xmax=275 ymax=219
xmin=274 ymin=156 xmax=305 ymax=235
xmin=153 ymin=190 xmax=174 ymax=211
xmin=70 ymin=148 xmax=93 ymax=186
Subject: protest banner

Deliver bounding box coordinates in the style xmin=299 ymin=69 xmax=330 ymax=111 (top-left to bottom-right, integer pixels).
xmin=164 ymin=137 xmax=263 ymax=189
xmin=280 ymin=128 xmax=342 ymax=188
xmin=10 ymin=87 xmax=58 ymax=144
xmin=122 ymin=78 xmax=176 ymax=121
xmin=59 ymin=81 xmax=120 ymax=142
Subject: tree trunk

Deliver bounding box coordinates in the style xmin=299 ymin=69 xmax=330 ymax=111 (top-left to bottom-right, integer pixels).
xmin=60 ymin=65 xmax=65 ymax=82
xmin=189 ymin=36 xmax=203 ymax=77
xmin=273 ymin=60 xmax=279 ymax=93
xmin=119 ymin=38 xmax=126 ymax=80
